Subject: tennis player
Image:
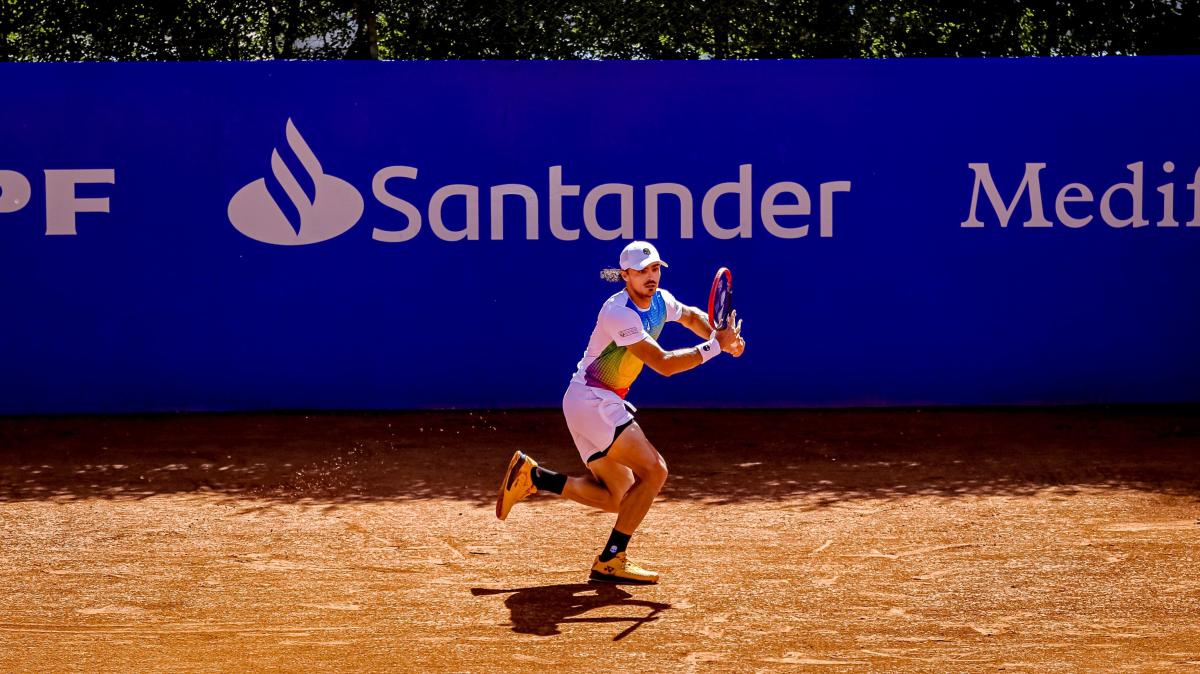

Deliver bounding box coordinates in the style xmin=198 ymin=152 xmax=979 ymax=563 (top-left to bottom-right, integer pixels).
xmin=496 ymin=241 xmax=744 ymax=584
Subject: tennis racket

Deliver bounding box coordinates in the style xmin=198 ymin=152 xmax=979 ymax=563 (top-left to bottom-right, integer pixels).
xmin=707 ymin=267 xmax=733 ymax=331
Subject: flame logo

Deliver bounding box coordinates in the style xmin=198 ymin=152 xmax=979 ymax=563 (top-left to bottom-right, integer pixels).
xmin=227 ymin=119 xmax=363 ymax=245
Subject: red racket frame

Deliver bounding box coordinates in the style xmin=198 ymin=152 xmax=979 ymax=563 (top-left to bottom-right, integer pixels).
xmin=707 ymin=267 xmax=733 ymax=330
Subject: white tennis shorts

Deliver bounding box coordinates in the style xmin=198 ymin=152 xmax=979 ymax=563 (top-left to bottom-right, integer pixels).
xmin=562 ymin=382 xmax=637 ymax=464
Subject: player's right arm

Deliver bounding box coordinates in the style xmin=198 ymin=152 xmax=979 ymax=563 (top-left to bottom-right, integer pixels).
xmin=626 ymin=320 xmax=743 ymax=376
xmin=626 ymin=336 xmax=705 ymax=377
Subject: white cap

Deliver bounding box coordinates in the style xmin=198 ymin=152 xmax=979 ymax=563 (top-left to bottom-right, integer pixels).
xmin=619 ymin=241 xmax=669 ymax=271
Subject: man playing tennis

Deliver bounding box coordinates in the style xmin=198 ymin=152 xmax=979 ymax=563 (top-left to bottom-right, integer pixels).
xmin=496 ymin=241 xmax=745 ymax=584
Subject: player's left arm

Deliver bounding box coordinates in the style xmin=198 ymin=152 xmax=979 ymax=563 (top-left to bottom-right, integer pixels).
xmin=676 ymin=304 xmax=716 ymax=340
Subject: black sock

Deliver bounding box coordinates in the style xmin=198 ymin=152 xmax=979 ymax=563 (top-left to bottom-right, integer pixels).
xmin=598 ymin=528 xmax=631 ymax=562
xmin=529 ymin=465 xmax=567 ymax=495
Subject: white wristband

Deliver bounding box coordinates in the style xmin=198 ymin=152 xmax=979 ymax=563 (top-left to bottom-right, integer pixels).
xmin=697 ymin=335 xmax=721 ymax=363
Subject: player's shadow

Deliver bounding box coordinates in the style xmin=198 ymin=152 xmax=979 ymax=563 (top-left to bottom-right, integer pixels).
xmin=471 ymin=583 xmax=671 ymax=641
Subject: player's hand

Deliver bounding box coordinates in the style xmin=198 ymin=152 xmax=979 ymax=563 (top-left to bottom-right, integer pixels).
xmin=728 ymin=312 xmax=745 ymax=357
xmin=716 ymin=310 xmax=742 ymax=355
xmin=729 ymin=334 xmax=745 ymax=357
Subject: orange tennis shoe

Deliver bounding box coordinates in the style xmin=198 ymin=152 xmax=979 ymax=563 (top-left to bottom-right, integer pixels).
xmin=589 ymin=552 xmax=660 ymax=585
xmin=496 ymin=450 xmax=538 ymax=520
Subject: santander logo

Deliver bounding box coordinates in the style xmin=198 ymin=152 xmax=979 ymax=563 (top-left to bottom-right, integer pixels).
xmin=228 ymin=117 xmax=852 ymax=246
xmin=227 ymin=119 xmax=363 ymax=245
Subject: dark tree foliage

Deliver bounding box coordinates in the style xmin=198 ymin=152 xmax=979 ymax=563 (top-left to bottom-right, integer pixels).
xmin=4 ymin=0 xmax=1199 ymax=61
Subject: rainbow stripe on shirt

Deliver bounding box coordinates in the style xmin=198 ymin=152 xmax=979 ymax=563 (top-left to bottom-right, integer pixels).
xmin=584 ymin=291 xmax=668 ymax=398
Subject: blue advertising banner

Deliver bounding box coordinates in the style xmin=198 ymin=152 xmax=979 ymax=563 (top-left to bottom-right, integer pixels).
xmin=1 ymin=59 xmax=1198 ymax=413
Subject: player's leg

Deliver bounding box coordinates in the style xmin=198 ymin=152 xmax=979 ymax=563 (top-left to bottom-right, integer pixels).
xmin=576 ymin=456 xmax=635 ymax=513
xmin=588 ymin=422 xmax=665 ymax=584
xmin=603 ymin=422 xmax=667 ymax=534
xmin=496 ymin=426 xmax=635 ymax=517
xmin=524 ymin=462 xmax=632 ymax=512
xmin=561 ymin=418 xmax=637 ymax=511
xmin=558 ymin=473 xmax=613 ymax=510
xmin=497 ymin=385 xmax=640 ymax=522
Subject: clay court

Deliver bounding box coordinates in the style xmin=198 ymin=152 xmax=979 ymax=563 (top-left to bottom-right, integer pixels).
xmin=1 ymin=407 xmax=1198 ymax=672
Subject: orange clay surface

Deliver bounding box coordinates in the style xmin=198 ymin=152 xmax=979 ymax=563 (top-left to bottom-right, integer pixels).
xmin=1 ymin=408 xmax=1198 ymax=672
